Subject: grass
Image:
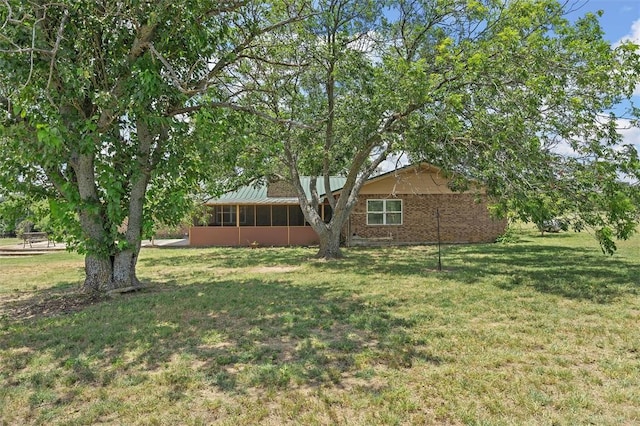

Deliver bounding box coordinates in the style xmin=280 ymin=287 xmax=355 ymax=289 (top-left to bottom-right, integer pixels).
xmin=0 ymin=225 xmax=638 ymax=425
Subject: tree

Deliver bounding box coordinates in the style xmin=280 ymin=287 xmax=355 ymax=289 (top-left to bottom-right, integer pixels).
xmin=0 ymin=192 xmax=30 ymax=236
xmin=235 ymin=0 xmax=639 ymax=258
xmin=0 ymin=1 xmax=304 ymax=292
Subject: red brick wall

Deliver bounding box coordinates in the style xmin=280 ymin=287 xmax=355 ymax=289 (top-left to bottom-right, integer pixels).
xmin=349 ymin=194 xmax=507 ymax=244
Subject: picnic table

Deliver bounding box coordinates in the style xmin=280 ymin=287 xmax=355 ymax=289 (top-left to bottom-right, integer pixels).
xmin=22 ymin=232 xmax=55 ymax=248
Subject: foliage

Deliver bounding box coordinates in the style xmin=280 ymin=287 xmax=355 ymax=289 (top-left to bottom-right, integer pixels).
xmin=0 ymin=193 xmax=53 ymax=237
xmin=228 ymin=0 xmax=640 ymax=256
xmin=0 ymin=193 xmax=27 ymax=236
xmin=0 ymin=0 xmax=638 ymax=291
xmin=0 ymin=1 xmax=302 ymax=289
xmin=399 ymin=2 xmax=640 ymax=253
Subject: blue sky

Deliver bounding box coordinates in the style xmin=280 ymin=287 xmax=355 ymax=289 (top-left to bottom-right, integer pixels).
xmin=575 ymin=0 xmax=640 ymax=44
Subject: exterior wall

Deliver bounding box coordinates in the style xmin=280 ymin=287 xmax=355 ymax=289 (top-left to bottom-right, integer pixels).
xmin=189 ymin=227 xmax=239 ymax=247
xmin=361 ymin=164 xmax=455 ymax=195
xmin=191 ymin=164 xmax=505 ymax=247
xmin=189 ymin=226 xmax=319 ymax=247
xmin=349 ymin=193 xmax=507 ymax=244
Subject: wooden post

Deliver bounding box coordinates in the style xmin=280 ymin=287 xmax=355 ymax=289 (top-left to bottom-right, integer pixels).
xmin=436 ymin=208 xmax=442 ymax=271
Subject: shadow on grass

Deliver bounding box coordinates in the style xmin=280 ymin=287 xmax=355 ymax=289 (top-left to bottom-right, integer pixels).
xmin=0 ymin=277 xmax=441 ymax=399
xmin=304 ymin=239 xmax=639 ymax=303
xmin=139 ymin=246 xmax=314 ymax=269
xmin=0 ymin=281 xmax=100 ymax=320
xmin=140 ymin=237 xmax=638 ymax=304
xmin=445 ymin=242 xmax=639 ymax=303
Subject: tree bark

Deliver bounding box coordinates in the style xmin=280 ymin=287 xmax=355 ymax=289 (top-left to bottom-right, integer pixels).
xmin=303 ymin=196 xmax=353 ymax=259
xmin=83 ymin=255 xmax=114 ymax=293
xmin=112 ymin=249 xmax=142 ymax=288
xmin=82 ymin=251 xmax=142 ymax=293
xmin=316 ymin=228 xmax=343 ymax=259
xmin=73 ymin=115 xmax=152 ymax=293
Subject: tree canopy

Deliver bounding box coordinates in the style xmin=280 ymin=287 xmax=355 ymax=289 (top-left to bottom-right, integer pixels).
xmin=226 ymin=0 xmax=640 ymax=256
xmin=0 ymin=0 xmax=304 ymax=291
xmin=0 ymin=0 xmax=638 ymax=293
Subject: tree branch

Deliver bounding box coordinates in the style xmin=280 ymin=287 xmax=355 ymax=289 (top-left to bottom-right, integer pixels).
xmin=168 ymin=101 xmax=320 ymax=130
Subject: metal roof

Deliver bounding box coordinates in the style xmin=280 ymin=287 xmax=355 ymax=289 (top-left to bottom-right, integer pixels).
xmin=206 ymin=177 xmax=348 ymax=205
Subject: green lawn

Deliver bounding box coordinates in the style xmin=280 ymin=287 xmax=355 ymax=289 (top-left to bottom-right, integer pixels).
xmin=1 ymin=226 xmax=639 ymax=425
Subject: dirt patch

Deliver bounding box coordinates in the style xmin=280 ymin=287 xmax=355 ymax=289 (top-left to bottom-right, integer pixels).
xmin=248 ymin=266 xmax=300 ymax=274
xmin=0 ymin=288 xmax=105 ymax=320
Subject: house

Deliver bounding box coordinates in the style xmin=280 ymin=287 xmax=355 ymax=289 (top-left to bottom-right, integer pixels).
xmin=189 ymin=177 xmax=345 ymax=247
xmin=347 ymin=163 xmax=506 ymax=245
xmin=188 ymin=164 xmax=507 ymax=247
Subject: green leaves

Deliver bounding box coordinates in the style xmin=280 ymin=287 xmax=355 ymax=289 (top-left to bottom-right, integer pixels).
xmin=0 ymin=0 xmax=297 ymax=264
xmin=36 ymin=124 xmax=63 ymax=151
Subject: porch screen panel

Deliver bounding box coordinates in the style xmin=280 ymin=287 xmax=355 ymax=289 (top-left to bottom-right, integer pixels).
xmin=256 ymin=206 xmax=271 ymax=226
xmin=208 ymin=206 xmax=222 ymax=226
xmin=239 ymin=206 xmax=255 ymax=226
xmin=288 ymin=206 xmax=306 ymax=226
xmin=272 ymin=205 xmax=288 ymax=226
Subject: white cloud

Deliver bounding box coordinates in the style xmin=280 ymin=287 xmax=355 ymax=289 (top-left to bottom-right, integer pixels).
xmin=378 ymin=152 xmax=409 ymax=174
xmin=548 ymin=118 xmax=640 ymax=159
xmin=618 ymin=118 xmax=640 ymax=150
xmin=615 ymin=19 xmax=640 ymax=46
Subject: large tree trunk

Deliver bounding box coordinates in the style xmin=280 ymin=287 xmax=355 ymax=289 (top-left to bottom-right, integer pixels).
xmin=73 ymin=116 xmax=152 ymax=294
xmin=316 ymin=228 xmax=343 ymax=259
xmin=307 ymin=202 xmax=352 ymax=260
xmin=83 ymin=255 xmax=114 ymax=293
xmin=112 ymin=249 xmax=142 ymax=289
xmin=82 ymin=250 xmax=142 ymax=293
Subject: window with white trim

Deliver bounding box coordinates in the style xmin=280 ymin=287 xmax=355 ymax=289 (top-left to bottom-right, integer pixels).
xmin=367 ymin=199 xmax=402 ymax=225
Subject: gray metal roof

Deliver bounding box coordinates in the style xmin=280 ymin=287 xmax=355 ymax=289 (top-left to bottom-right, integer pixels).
xmin=206 ymin=177 xmax=348 ymax=205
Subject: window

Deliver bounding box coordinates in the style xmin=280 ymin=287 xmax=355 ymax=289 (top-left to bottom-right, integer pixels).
xmin=367 ymin=199 xmax=402 ymax=225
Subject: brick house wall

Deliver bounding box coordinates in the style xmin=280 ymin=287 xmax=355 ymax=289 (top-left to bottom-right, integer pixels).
xmin=349 ymin=193 xmax=507 ymax=244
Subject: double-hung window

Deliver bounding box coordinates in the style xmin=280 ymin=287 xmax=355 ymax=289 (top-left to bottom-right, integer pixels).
xmin=367 ymin=199 xmax=402 ymax=225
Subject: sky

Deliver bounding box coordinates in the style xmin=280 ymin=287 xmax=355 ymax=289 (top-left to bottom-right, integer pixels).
xmin=574 ymin=0 xmax=640 ymax=46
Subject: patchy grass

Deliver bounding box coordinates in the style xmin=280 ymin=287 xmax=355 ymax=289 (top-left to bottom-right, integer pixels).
xmin=0 ymin=227 xmax=639 ymax=425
